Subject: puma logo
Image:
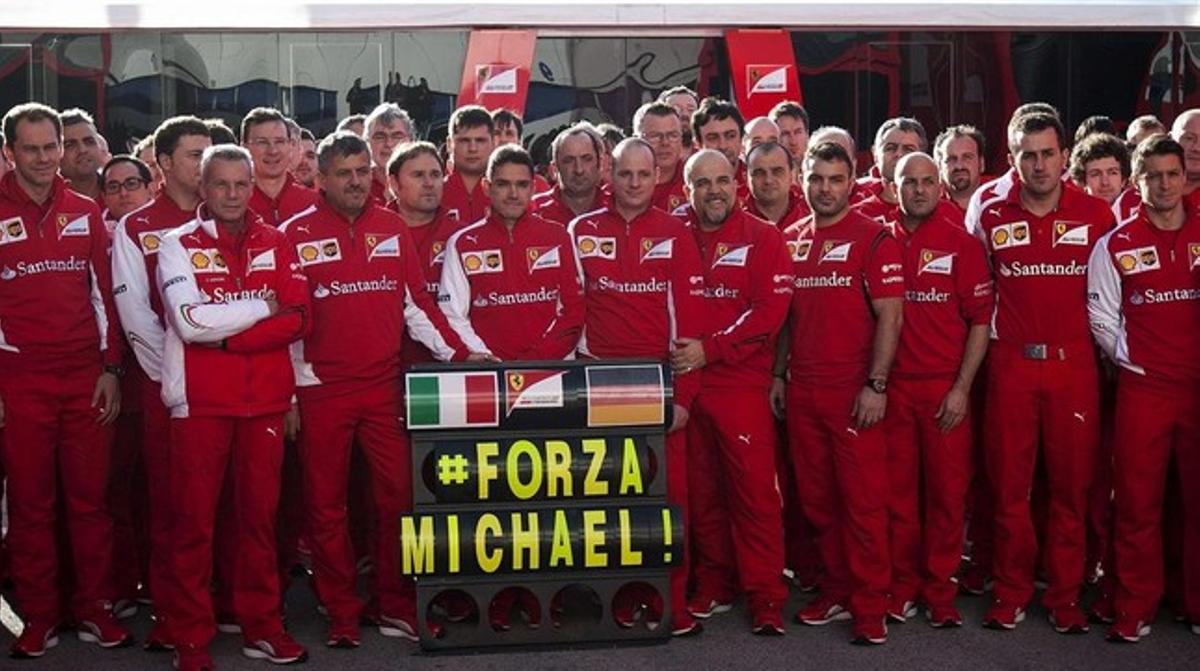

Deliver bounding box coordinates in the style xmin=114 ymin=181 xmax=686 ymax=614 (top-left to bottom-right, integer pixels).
xmin=737 ymin=434 xmax=751 ymax=445
xmin=1073 ymin=412 xmax=1087 ymax=423
xmin=267 ymin=427 xmax=278 ymax=437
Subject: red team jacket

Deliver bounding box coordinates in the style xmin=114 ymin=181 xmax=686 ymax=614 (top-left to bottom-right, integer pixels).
xmin=568 ymin=206 xmax=707 ymax=408
xmin=157 ymin=208 xmax=310 ymax=418
xmin=390 ymin=206 xmax=466 ymax=366
xmin=0 ymin=173 xmax=123 ymax=373
xmin=438 ymin=212 xmax=585 ymax=360
xmin=532 ymin=186 xmax=608 ymax=227
xmin=746 ymin=185 xmax=811 ymax=229
xmin=442 ymin=171 xmax=490 ymax=225
xmin=279 ymin=200 xmax=468 ymax=399
xmin=1088 ymin=208 xmax=1200 ymax=391
xmin=652 ymin=162 xmax=688 ymax=215
xmin=975 ymin=183 xmax=1114 ymax=348
xmin=690 ymin=208 xmax=794 ymax=391
xmin=891 ymin=214 xmax=994 ymax=379
xmin=112 ymin=192 xmax=198 ymax=382
xmin=784 ymin=210 xmax=906 ymax=388
xmin=248 ymin=174 xmax=319 ymax=226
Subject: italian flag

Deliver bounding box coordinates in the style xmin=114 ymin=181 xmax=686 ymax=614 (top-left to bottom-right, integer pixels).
xmin=406 ymin=371 xmax=499 ymax=429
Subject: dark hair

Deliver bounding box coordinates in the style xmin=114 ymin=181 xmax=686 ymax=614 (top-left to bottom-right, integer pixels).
xmin=491 ymin=108 xmax=523 ymax=137
xmin=1069 ymin=133 xmax=1131 ymax=184
xmin=551 ymin=123 xmax=604 ymax=164
xmin=1127 ymin=115 xmax=1166 ymax=143
xmin=746 ymin=140 xmax=794 ymax=170
xmin=768 ymin=101 xmax=810 ymax=133
xmin=204 ymin=119 xmax=238 ymax=145
xmin=874 ymin=116 xmax=927 ymax=151
xmin=299 ymin=128 xmax=316 ymax=143
xmin=691 ymin=97 xmax=745 ymax=143
xmin=154 ymin=115 xmax=210 ymax=162
xmin=388 ymin=140 xmax=444 ymax=177
xmin=239 ymin=107 xmax=287 ymax=143
xmin=1131 ymin=134 xmax=1186 ymax=180
xmin=1011 ymin=102 xmax=1060 ymax=122
xmin=596 ymin=123 xmax=625 ymax=149
xmin=101 ymin=154 xmax=152 ymax=185
xmin=3 ymin=102 xmax=63 ymax=145
xmin=315 ymin=131 xmax=371 ymax=174
xmin=1008 ymin=112 xmax=1067 ymax=152
xmin=486 ymin=144 xmax=534 ymax=180
xmin=450 ymin=105 xmax=494 ymax=137
xmin=60 ymin=107 xmax=96 ymax=130
xmin=933 ymin=124 xmax=986 ymax=164
xmin=1074 ymin=115 xmax=1117 ymax=145
xmin=804 ymin=140 xmax=854 ymax=173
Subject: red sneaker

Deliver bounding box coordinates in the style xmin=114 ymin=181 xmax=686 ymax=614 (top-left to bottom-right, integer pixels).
xmin=750 ymin=600 xmax=785 ymax=636
xmin=77 ymin=610 xmax=134 ymax=648
xmin=886 ymin=597 xmax=918 ymax=623
xmin=671 ymin=612 xmax=703 ymax=637
xmin=851 ymin=617 xmax=888 ymax=645
xmin=325 ymin=621 xmax=361 ymax=649
xmin=242 ymin=631 xmax=308 ymax=664
xmin=686 ymin=594 xmax=733 ymax=619
xmin=982 ymin=601 xmax=1025 ymax=630
xmin=1049 ymin=604 xmax=1090 ymax=634
xmin=377 ymin=613 xmax=419 ymax=641
xmin=926 ymin=604 xmax=964 ymax=628
xmin=1107 ymin=616 xmax=1151 ymax=643
xmin=795 ymin=594 xmax=851 ymax=626
xmin=9 ymin=621 xmax=58 ymax=659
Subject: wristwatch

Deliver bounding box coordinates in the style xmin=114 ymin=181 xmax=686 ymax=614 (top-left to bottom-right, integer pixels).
xmin=866 ymin=377 xmax=887 ymax=394
xmin=103 ymin=364 xmax=126 ymax=378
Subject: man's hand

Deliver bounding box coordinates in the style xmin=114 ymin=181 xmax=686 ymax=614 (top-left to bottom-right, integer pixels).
xmin=466 ymin=352 xmax=500 ymax=363
xmin=265 ymin=297 xmax=280 ymax=316
xmin=769 ymin=377 xmax=786 ymax=420
xmin=284 ymin=403 xmax=301 ymax=441
xmin=668 ymin=404 xmax=690 ymax=434
xmin=935 ymin=384 xmax=969 ymax=433
xmin=851 ymin=387 xmax=886 ymax=430
xmin=92 ymin=372 xmax=122 ymax=426
xmin=671 ymin=338 xmax=707 ymax=373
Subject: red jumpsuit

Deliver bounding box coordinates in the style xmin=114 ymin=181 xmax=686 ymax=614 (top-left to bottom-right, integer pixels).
xmin=442 ymin=171 xmax=490 ymax=225
xmin=532 ymin=185 xmax=608 ymax=227
xmin=1087 ymin=208 xmax=1200 ymax=625
xmin=569 ymin=205 xmax=706 ymax=625
xmin=438 ymin=212 xmax=584 ymax=360
xmin=247 ymin=174 xmax=319 ymax=226
xmin=111 ymin=193 xmax=198 ymax=623
xmin=975 ymin=183 xmax=1113 ymax=612
xmin=281 ymin=200 xmax=467 ymax=628
xmin=651 ymin=161 xmax=688 ymax=214
xmin=746 ymin=186 xmax=811 ymax=229
xmin=156 ymin=208 xmax=310 ymax=650
xmin=783 ymin=210 xmax=905 ymax=621
xmin=687 ymin=209 xmax=793 ymax=611
xmin=884 ymin=214 xmax=993 ymax=608
xmin=393 ymin=207 xmax=465 ymax=367
xmin=0 ymin=173 xmax=123 ymax=625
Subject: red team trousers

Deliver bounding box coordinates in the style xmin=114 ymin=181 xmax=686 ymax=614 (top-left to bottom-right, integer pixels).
xmin=787 ymin=383 xmax=890 ymax=619
xmin=0 ymin=365 xmax=116 ymax=622
xmin=298 ymin=383 xmax=414 ymax=623
xmin=985 ymin=341 xmax=1099 ymax=609
xmin=885 ymin=377 xmax=973 ymax=608
xmin=166 ymin=414 xmax=286 ymax=647
xmin=688 ymin=390 xmax=786 ymax=604
xmin=1112 ymin=374 xmax=1200 ymax=623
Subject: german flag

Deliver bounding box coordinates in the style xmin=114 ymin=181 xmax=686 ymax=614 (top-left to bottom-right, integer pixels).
xmin=585 ymin=364 xmax=665 ymax=427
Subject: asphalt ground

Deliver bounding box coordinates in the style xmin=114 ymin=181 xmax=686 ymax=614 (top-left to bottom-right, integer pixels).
xmin=3 ymin=577 xmax=1197 ymax=671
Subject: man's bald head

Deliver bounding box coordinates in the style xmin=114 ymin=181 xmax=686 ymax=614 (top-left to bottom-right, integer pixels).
xmin=612 ymin=136 xmax=656 ymax=168
xmin=895 ymin=152 xmax=938 ymax=180
xmin=809 ymin=126 xmax=857 ymax=169
xmin=1170 ymin=109 xmax=1200 ymax=138
xmin=895 ymin=151 xmax=940 ymax=220
xmin=743 ymin=116 xmax=780 ymax=154
xmin=1172 ymin=108 xmax=1200 ymax=183
xmin=684 ymin=148 xmax=732 ymax=186
xmin=685 ymin=149 xmax=736 ymax=227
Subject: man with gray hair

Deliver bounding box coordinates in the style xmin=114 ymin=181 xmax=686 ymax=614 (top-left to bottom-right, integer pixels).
xmin=854 ymin=117 xmax=928 ymax=224
xmin=634 ymin=101 xmax=688 ymax=213
xmin=364 ymin=103 xmax=415 ymax=204
xmin=156 ymin=143 xmax=311 ymax=670
xmin=281 ymin=131 xmax=474 ymax=648
xmin=1171 ymin=108 xmax=1200 ymax=201
xmin=532 ymin=122 xmax=608 ymax=225
xmin=674 ymin=149 xmax=793 ymax=635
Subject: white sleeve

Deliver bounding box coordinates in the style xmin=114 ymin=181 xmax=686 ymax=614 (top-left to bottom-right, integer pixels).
xmin=403 ymin=286 xmax=472 ymax=361
xmin=436 ymin=231 xmax=491 ymax=354
xmin=157 ymin=233 xmax=270 ymax=343
xmin=112 ymin=218 xmax=166 ymax=381
xmin=1086 ymin=233 xmax=1136 ymax=372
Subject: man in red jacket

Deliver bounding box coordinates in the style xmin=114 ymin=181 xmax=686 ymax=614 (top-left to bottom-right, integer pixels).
xmin=746 ymin=141 xmax=809 ymax=227
xmin=634 ymin=102 xmax=687 ymax=214
xmin=0 ymin=102 xmax=132 ymax=658
xmin=442 ymin=106 xmax=494 ymax=225
xmin=1088 ymin=136 xmax=1200 ymax=642
xmin=157 ymin=144 xmax=311 ymax=671
xmin=438 ymin=145 xmax=584 ymax=361
xmin=532 ymin=123 xmax=607 ymax=226
xmin=884 ymin=153 xmax=992 ymax=627
xmin=569 ymin=138 xmax=706 ymax=636
xmin=241 ymin=107 xmax=318 ymax=226
xmin=111 ymin=116 xmax=212 ymax=650
xmin=282 ymin=132 xmax=479 ymax=647
xmin=975 ymin=112 xmax=1114 ymax=633
xmin=364 ymin=103 xmax=414 ymax=205
xmin=674 ymin=149 xmax=793 ymax=635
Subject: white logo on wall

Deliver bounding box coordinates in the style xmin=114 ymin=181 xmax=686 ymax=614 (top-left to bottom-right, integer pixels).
xmin=477 ymin=64 xmax=518 ymax=96
xmin=748 ymin=65 xmax=789 ymax=95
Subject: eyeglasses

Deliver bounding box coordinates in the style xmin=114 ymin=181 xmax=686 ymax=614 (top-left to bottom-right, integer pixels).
xmin=103 ymin=177 xmax=149 ymax=194
xmin=641 ymin=131 xmax=682 ymax=144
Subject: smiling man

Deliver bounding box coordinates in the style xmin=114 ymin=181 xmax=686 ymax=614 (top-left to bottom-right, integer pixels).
xmin=241 ymin=107 xmax=318 ymax=226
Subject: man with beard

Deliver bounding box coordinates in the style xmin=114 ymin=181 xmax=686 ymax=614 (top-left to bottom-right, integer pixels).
xmin=634 ymin=102 xmax=688 ymax=214
xmin=675 ymin=149 xmax=792 ymax=635
xmin=532 ymin=123 xmax=607 ymax=226
xmin=934 ymin=125 xmax=986 ymax=215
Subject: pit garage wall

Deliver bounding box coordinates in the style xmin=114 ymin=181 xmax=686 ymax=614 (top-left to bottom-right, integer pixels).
xmin=0 ymin=30 xmax=1194 ymax=170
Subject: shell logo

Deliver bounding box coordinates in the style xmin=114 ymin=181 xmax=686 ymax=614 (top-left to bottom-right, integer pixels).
xmin=993 ymin=229 xmax=1009 ymax=246
xmin=464 ymin=254 xmax=483 ymax=272
xmin=191 ymin=252 xmax=210 ymax=269
xmin=300 ymin=245 xmax=319 ymax=262
xmin=578 ymin=238 xmax=596 ymax=254
xmin=1118 ymin=254 xmax=1137 ymax=272
xmin=142 ymin=234 xmax=160 ymax=251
